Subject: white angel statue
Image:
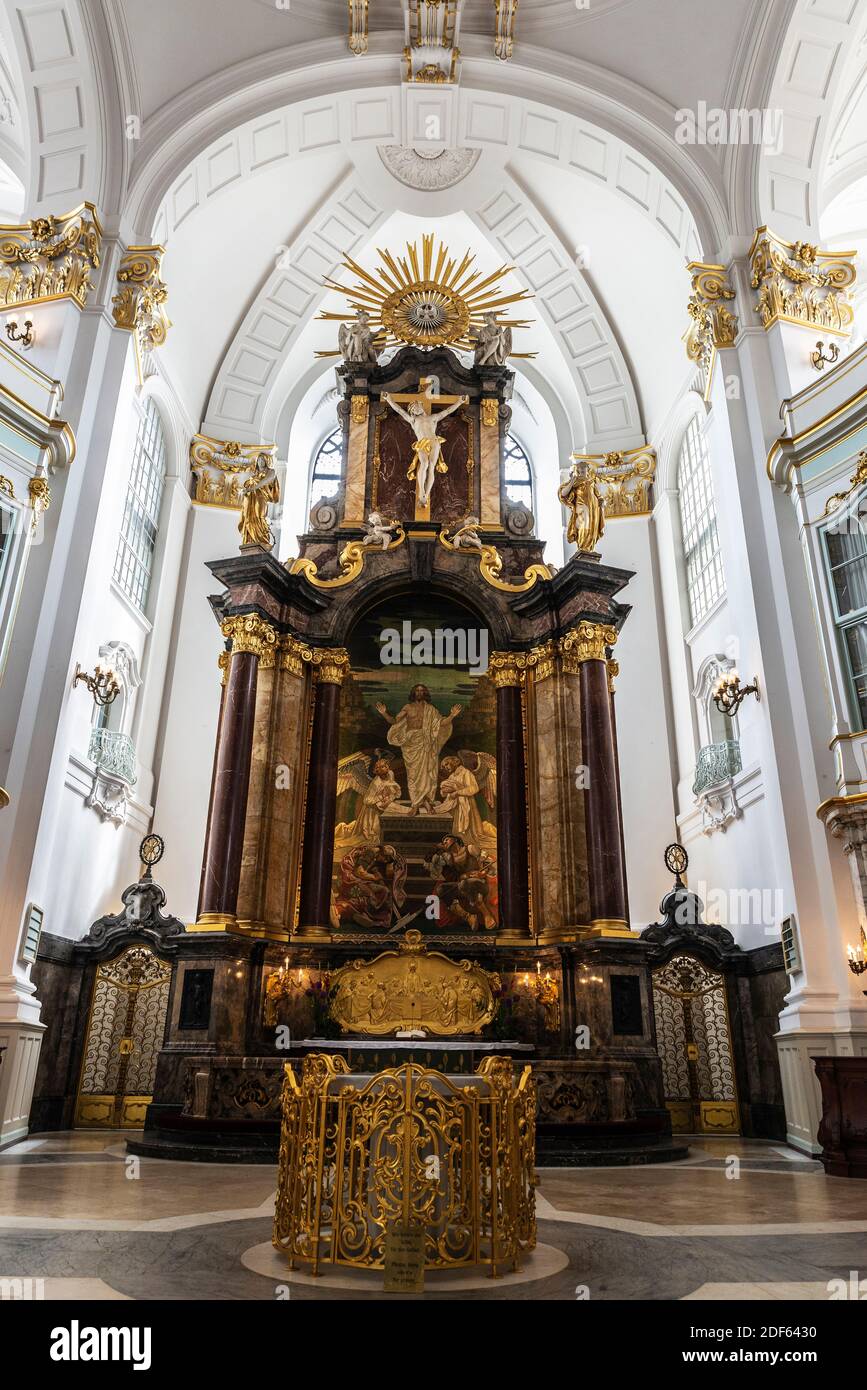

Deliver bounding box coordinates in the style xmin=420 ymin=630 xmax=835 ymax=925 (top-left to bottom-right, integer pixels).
xmin=338 ymin=308 xmax=380 ymax=364
xmin=471 ymin=311 xmax=511 ymax=367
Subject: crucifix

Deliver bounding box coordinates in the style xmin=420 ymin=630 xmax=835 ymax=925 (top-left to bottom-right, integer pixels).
xmin=381 ymin=377 xmax=469 ymax=521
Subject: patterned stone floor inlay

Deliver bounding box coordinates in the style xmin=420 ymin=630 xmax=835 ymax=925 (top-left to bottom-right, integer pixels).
xmin=0 ymin=1133 xmax=863 ymax=1300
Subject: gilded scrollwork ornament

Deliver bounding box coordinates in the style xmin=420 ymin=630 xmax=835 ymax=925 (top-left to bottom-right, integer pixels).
xmin=289 ymin=525 xmax=406 ymax=589
xmin=0 ymin=203 xmax=102 ymax=311
xmin=438 ymin=525 xmax=551 ymax=591
xmin=112 ymin=246 xmax=170 ymax=363
xmin=749 ymin=228 xmax=856 ymax=336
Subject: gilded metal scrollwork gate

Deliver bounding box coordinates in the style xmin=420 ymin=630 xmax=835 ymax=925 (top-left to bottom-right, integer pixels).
xmin=651 ymin=954 xmax=740 ymax=1135
xmin=74 ymin=945 xmax=171 ymax=1128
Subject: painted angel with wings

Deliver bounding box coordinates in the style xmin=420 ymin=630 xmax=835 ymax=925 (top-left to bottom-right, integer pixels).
xmin=438 ymin=750 xmax=497 ymax=845
xmin=334 ymin=752 xmax=402 ymax=844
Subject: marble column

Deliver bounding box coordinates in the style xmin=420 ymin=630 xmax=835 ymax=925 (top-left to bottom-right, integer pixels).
xmin=296 ymin=649 xmax=349 ymax=939
xmin=195 ymin=615 xmax=276 ymax=929
xmin=565 ymin=622 xmax=630 ymax=935
xmin=491 ymin=655 xmax=531 ymax=939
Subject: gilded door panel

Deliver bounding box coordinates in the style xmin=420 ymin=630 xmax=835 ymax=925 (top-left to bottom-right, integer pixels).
xmin=75 ymin=945 xmax=171 ymax=1129
xmin=652 ymin=955 xmax=740 ymax=1135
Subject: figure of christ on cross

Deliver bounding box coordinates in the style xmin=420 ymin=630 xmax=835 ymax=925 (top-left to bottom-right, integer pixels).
xmin=381 ymin=379 xmax=469 ymax=517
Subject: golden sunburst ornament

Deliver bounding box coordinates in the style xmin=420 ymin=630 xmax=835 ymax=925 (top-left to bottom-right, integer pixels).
xmin=316 ymin=233 xmax=534 ymax=356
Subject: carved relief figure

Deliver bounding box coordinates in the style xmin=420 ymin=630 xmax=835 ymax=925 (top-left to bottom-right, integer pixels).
xmin=239 ymin=452 xmax=279 ymax=549
xmin=558 ymin=459 xmax=605 ymax=553
xmin=375 ymin=684 xmax=462 ymax=814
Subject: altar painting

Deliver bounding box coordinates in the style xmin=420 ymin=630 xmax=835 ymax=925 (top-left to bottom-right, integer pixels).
xmin=331 ymin=595 xmax=497 ymax=933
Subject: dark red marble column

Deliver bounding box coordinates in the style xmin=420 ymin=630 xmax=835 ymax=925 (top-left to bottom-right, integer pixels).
xmin=494 ymin=660 xmax=531 ymax=937
xmin=196 ymin=617 xmax=274 ymax=927
xmin=297 ymin=653 xmax=347 ymax=936
xmin=196 ymin=653 xmax=229 ymax=919
xmin=578 ymin=629 xmax=629 ymax=931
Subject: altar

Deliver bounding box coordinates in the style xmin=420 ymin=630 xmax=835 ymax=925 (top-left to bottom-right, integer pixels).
xmin=121 ymin=232 xmax=679 ymax=1170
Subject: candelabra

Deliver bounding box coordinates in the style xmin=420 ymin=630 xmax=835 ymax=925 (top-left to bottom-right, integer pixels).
xmin=518 ymin=962 xmax=560 ymax=1030
xmin=712 ymin=669 xmax=759 ymax=718
xmin=73 ymin=662 xmax=120 ymax=707
xmin=848 ymin=926 xmax=867 ymax=994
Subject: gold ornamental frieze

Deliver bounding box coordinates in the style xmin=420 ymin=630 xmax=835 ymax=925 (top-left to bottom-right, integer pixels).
xmin=574 ymin=446 xmax=657 ymax=519
xmin=328 ymin=929 xmax=499 ymax=1036
xmin=190 ymin=435 xmax=278 ymax=510
xmin=0 ymin=203 xmax=102 ymax=311
xmin=749 ymin=228 xmax=856 ymax=337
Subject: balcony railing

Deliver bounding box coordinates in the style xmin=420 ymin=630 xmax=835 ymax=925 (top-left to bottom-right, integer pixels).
xmin=692 ymin=740 xmax=742 ymax=797
xmin=88 ymin=728 xmax=137 ymax=786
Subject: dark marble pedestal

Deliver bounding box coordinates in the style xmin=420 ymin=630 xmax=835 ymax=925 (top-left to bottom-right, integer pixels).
xmin=814 ymin=1056 xmax=867 ymax=1178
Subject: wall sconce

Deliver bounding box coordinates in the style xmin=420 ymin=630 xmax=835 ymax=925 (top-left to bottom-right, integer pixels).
xmin=73 ymin=662 xmax=119 ymax=707
xmin=811 ymin=340 xmax=839 ymax=372
xmin=712 ymin=670 xmax=759 ymax=718
xmin=848 ymin=927 xmax=867 ymax=993
xmin=6 ymin=317 xmax=34 ymax=349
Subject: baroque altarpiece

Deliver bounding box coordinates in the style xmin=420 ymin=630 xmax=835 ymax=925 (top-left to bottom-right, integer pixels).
xmin=36 ymin=240 xmax=723 ymax=1163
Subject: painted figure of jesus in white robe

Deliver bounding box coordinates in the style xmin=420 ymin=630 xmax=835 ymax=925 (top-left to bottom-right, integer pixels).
xmin=375 ymin=685 xmax=462 ymax=814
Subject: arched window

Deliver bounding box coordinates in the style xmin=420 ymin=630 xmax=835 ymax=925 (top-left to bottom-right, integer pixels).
xmin=309 ymin=428 xmax=343 ymax=514
xmin=113 ymin=397 xmax=167 ymax=613
xmin=504 ymin=434 xmax=534 ymax=511
xmin=677 ymin=415 xmax=725 ymax=628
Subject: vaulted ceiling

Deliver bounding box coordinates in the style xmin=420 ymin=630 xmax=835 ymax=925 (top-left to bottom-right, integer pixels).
xmin=2 ymin=0 xmax=867 ymax=464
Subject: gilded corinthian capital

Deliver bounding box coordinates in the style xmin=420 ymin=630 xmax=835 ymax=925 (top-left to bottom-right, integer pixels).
xmin=685 ymin=261 xmax=738 ymax=383
xmin=310 ymin=648 xmax=350 ymax=685
xmin=112 ymin=245 xmax=170 ymax=355
xmin=560 ymin=621 xmax=618 ymax=670
xmin=0 ymin=203 xmax=102 ymax=311
xmin=749 ymin=228 xmax=856 ymax=336
xmin=221 ymin=613 xmax=277 ymax=663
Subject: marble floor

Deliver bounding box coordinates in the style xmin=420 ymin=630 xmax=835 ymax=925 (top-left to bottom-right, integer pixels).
xmin=0 ymin=1132 xmax=865 ymax=1300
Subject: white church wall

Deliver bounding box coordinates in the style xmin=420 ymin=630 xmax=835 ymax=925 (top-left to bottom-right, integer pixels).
xmin=597 ymin=515 xmax=675 ymax=925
